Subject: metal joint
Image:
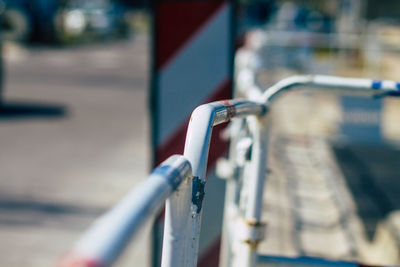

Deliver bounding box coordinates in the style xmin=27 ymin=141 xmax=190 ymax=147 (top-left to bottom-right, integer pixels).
xmin=236 ymin=217 xmax=266 ymax=247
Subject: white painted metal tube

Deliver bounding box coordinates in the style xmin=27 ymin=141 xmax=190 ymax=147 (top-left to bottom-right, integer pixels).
xmin=260 ymin=74 xmax=400 ymax=103
xmin=59 ymin=155 xmax=192 ymax=267
xmin=260 ymin=75 xmax=313 ymax=102
xmin=161 ymin=168 xmax=192 ymax=267
xmin=218 ymin=118 xmax=247 ymax=267
xmin=185 ymin=100 xmax=267 ymax=267
xmin=161 ymin=100 xmax=266 ymax=267
xmin=231 ymin=115 xmax=269 ymax=267
xmin=184 ymin=99 xmax=266 ymax=184
xmin=244 ymin=116 xmax=269 ymax=222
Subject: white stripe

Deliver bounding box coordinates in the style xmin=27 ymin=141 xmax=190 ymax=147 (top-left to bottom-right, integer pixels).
xmin=157 ymin=3 xmax=231 ymax=146
xmin=382 ymin=80 xmax=397 ymax=90
xmin=313 ymin=75 xmax=373 ymax=89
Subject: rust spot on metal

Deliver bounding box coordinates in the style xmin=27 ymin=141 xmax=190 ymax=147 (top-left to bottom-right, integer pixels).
xmin=220 ymin=100 xmax=236 ymax=121
xmin=243 ymin=239 xmax=260 ymax=248
xmin=244 ymin=220 xmax=266 ymax=227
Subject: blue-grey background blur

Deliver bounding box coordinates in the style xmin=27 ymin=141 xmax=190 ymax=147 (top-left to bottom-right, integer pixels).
xmin=2 ymin=0 xmax=400 ymax=266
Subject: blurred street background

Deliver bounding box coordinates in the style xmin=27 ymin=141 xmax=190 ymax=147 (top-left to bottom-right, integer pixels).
xmin=0 ymin=1 xmax=150 ymax=265
xmin=2 ymin=0 xmax=400 ymax=266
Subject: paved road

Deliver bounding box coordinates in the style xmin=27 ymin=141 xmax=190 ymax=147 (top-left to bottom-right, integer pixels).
xmin=0 ymin=35 xmax=150 ymax=266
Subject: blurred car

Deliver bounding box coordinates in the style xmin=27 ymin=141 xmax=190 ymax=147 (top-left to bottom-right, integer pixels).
xmin=55 ymin=0 xmax=131 ymax=43
xmin=1 ymin=0 xmax=131 ymax=44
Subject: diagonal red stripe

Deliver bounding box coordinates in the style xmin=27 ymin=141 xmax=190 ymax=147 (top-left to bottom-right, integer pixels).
xmin=155 ymin=1 xmax=225 ymax=70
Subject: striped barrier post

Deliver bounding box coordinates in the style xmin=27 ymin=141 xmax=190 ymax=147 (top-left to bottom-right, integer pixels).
xmin=150 ymin=0 xmax=236 ymax=266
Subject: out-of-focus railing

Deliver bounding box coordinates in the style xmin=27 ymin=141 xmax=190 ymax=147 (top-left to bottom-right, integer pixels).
xmin=59 ymin=70 xmax=400 ymax=267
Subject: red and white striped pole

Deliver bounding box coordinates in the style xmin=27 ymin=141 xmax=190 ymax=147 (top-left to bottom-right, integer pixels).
xmin=150 ymin=0 xmax=235 ymax=266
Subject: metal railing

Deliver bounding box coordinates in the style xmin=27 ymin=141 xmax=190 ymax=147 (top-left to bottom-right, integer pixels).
xmin=59 ymin=74 xmax=400 ymax=267
xmin=58 ymin=155 xmax=192 ymax=267
xmin=219 ymin=74 xmax=400 ymax=267
xmin=162 ymin=100 xmax=266 ymax=267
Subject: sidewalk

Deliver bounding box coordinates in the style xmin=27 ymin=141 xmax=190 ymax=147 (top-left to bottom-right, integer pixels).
xmin=258 ymin=91 xmax=400 ymax=266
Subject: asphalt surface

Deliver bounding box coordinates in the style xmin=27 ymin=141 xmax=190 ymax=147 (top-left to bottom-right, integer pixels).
xmin=333 ymin=143 xmax=400 ymax=241
xmin=258 ymin=92 xmax=400 ymax=266
xmin=0 ymin=35 xmax=150 ymax=266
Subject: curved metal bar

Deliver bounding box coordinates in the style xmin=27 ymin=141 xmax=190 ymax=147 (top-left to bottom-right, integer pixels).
xmin=161 ymin=99 xmax=266 ymax=267
xmin=59 ymin=155 xmax=192 ymax=267
xmin=260 ymin=74 xmax=400 ymax=103
xmin=185 ymin=100 xmax=266 ymax=181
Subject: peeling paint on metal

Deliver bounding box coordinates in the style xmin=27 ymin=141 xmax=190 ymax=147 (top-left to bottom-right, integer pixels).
xmin=243 ymin=239 xmax=260 ymax=248
xmin=191 ymin=176 xmax=205 ymax=213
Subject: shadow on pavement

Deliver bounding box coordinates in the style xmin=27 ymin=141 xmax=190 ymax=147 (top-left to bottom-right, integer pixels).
xmin=332 ymin=143 xmax=400 ymax=241
xmin=0 ymin=199 xmax=104 ymax=215
xmin=0 ymin=101 xmax=67 ymax=120
xmin=0 ymin=197 xmax=106 ymax=228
